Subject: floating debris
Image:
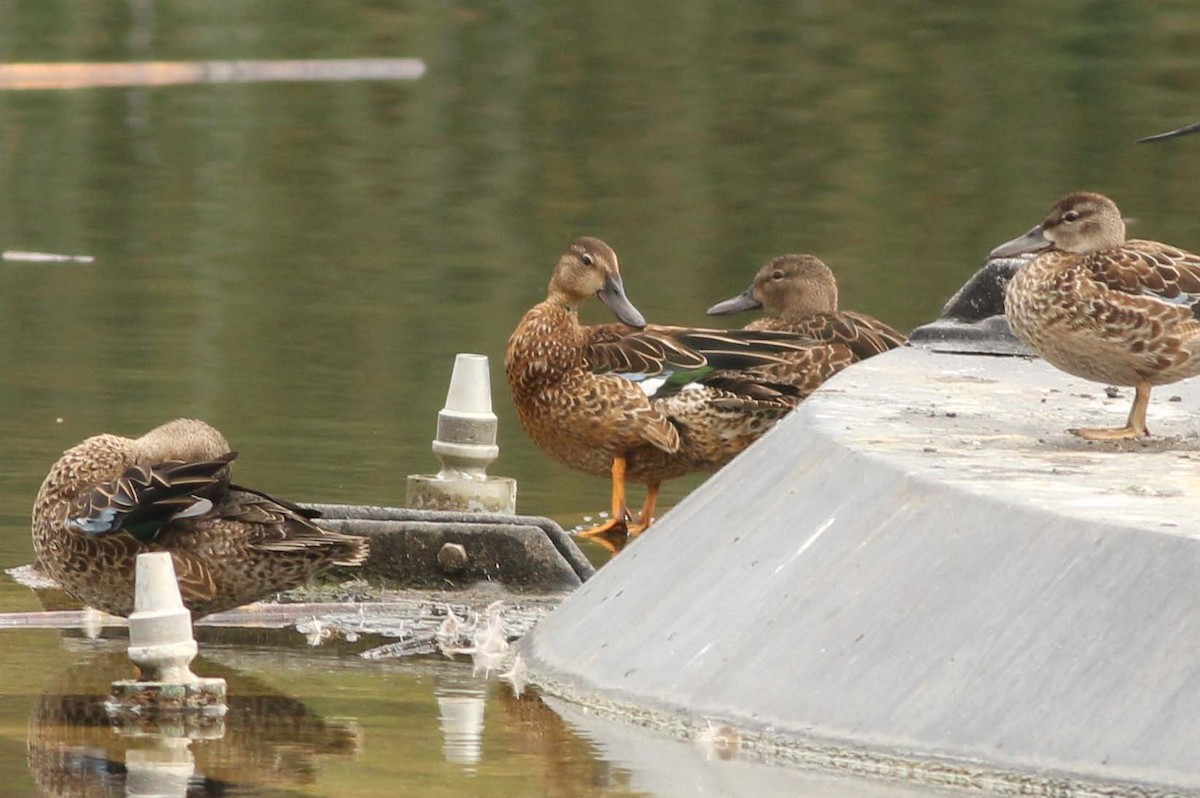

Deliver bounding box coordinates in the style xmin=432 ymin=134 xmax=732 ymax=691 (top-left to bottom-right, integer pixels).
xmin=694 ymin=720 xmax=741 ymax=761
xmin=296 ymin=616 xmax=336 ymax=647
xmin=80 ymin=606 xmax=106 ymax=640
xmin=498 ymin=654 xmax=528 ymax=697
xmin=438 ymin=601 xmax=511 ymax=677
xmin=360 ymin=634 xmax=439 ymax=660
xmin=5 ymin=563 xmax=62 ymax=590
xmin=0 ymin=59 xmax=425 ymax=91
xmin=3 ymin=250 xmax=95 ymax=263
xmin=358 ymin=599 xmax=537 ymax=682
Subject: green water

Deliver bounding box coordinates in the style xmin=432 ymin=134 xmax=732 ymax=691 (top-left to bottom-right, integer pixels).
xmin=1 ymin=1 xmax=1199 ymax=794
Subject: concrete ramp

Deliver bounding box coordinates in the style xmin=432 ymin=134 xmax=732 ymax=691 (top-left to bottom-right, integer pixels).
xmin=521 ymin=347 xmax=1200 ymax=795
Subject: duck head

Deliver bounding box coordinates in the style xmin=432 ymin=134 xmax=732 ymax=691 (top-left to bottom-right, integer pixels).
xmin=990 ymin=192 xmax=1126 ymax=258
xmin=131 ymin=418 xmax=233 ymax=466
xmin=548 ymin=236 xmax=646 ymax=328
xmin=707 ymin=254 xmax=838 ymax=321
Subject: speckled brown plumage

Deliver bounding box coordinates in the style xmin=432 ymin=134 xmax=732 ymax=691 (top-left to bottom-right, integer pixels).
xmin=505 ymin=237 xmax=810 ymax=539
xmin=994 ymin=191 xmax=1200 ymax=439
xmin=31 ymin=418 xmax=368 ymax=617
xmin=707 ymin=253 xmax=907 ymax=398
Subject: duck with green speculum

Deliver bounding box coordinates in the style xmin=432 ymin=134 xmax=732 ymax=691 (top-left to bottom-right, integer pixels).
xmin=992 ymin=191 xmax=1200 ymax=440
xmin=505 ymin=236 xmax=815 ymax=542
xmin=707 ymin=253 xmax=907 ymax=398
xmin=32 ymin=418 xmax=368 ymax=617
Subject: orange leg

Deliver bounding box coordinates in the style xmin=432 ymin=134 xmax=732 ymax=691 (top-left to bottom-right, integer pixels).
xmin=1069 ymin=381 xmax=1152 ymax=440
xmin=576 ymin=456 xmax=631 ymax=538
xmin=627 ymin=481 xmax=661 ymax=536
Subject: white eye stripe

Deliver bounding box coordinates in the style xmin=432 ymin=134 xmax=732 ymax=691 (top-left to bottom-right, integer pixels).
xmin=582 ymin=253 xmax=595 ymax=266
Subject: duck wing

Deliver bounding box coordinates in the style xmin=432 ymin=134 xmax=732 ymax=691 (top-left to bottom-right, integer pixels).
xmin=791 ymin=312 xmax=908 ymax=361
xmin=1088 ymin=241 xmax=1200 ymax=314
xmin=221 ymin=489 xmax=368 ymax=566
xmin=697 ymin=372 xmax=802 ymax=408
xmin=66 ymin=452 xmax=236 ymax=543
xmin=583 ymin=323 xmax=816 ymax=376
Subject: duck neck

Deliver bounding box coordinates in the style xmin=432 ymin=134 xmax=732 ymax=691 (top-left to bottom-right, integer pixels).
xmin=544 ymin=284 xmax=584 ymax=315
xmin=779 ymin=296 xmax=836 ymax=321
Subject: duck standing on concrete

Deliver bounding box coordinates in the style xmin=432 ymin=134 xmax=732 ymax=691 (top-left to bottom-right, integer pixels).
xmin=32 ymin=418 xmax=369 ymax=617
xmin=707 ymin=253 xmax=907 ymax=397
xmin=992 ymin=191 xmax=1200 ymax=439
xmin=505 ymin=237 xmax=813 ymax=541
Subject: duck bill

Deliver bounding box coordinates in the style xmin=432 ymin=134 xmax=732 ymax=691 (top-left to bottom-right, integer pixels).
xmin=1137 ymin=121 xmax=1200 ymax=144
xmin=597 ymin=273 xmax=646 ymax=328
xmin=706 ymin=287 xmax=762 ymax=316
xmin=989 ymin=224 xmax=1052 ymax=259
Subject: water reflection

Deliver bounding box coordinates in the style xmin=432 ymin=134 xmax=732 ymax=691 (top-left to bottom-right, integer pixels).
xmin=12 ymin=617 xmax=998 ymax=797
xmin=16 ymin=637 xmax=651 ymax=798
xmin=544 ymin=697 xmax=1001 ymax=798
xmin=433 ymin=672 xmax=487 ymax=769
xmin=28 ymin=653 xmax=359 ymax=796
xmin=494 ymin=688 xmax=639 ymax=796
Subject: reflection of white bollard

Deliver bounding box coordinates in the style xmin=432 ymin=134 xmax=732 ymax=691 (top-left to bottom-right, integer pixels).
xmin=407 ymin=353 xmax=517 ymax=513
xmin=109 ymin=552 xmax=226 ymax=716
xmin=434 ymin=682 xmax=487 ymax=768
xmin=124 ymin=737 xmax=195 ymax=798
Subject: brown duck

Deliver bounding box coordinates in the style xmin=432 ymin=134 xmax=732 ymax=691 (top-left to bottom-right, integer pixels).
xmin=992 ymin=191 xmax=1200 ymax=439
xmin=32 ymin=418 xmax=368 ymax=617
xmin=505 ymin=237 xmax=812 ymax=541
xmin=707 ymin=253 xmax=907 ymax=397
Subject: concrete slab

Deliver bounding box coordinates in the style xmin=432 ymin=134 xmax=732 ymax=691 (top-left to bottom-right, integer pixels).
xmin=305 ymin=504 xmax=594 ymax=592
xmin=521 ymin=347 xmax=1200 ymax=795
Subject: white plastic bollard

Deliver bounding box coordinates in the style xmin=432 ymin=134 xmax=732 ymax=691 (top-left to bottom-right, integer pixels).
xmin=407 ymin=353 xmax=517 ymax=513
xmin=108 ymin=552 xmax=226 ymax=716
xmin=432 ymin=353 xmax=501 ymax=477
xmin=126 ymin=552 xmax=198 ymax=684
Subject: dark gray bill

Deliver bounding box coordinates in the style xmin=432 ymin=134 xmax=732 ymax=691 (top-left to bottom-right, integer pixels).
xmin=989 ymin=224 xmax=1052 ymax=259
xmin=706 ymin=287 xmax=762 ymax=316
xmin=597 ymin=273 xmax=646 ymax=328
xmin=1137 ymin=122 xmax=1200 ymax=144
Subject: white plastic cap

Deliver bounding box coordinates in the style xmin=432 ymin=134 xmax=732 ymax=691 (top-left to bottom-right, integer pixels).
xmin=443 ymin=354 xmax=494 ymax=418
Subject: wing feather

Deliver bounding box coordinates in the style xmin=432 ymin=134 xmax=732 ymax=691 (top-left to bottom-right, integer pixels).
xmin=583 ymin=323 xmax=817 ymax=376
xmin=67 ymin=452 xmax=237 ymax=541
xmin=1088 ymin=241 xmax=1200 ymax=308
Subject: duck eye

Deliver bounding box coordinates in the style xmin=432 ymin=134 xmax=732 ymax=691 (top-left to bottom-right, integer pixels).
xmin=581 ymin=253 xmax=595 ymax=266
xmin=1063 ymin=211 xmax=1080 ymax=223
xmin=771 ymin=270 xmax=785 ymax=280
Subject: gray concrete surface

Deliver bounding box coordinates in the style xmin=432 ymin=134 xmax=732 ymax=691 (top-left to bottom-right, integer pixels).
xmin=521 ymin=346 xmax=1200 ymax=795
xmin=305 ymin=504 xmax=594 ymax=591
